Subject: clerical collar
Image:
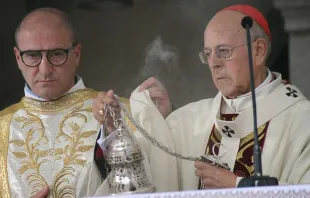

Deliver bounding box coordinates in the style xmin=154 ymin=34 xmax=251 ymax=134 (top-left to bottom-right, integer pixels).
xmin=221 ymin=69 xmax=278 ymax=113
xmin=24 ymin=75 xmax=86 ymax=101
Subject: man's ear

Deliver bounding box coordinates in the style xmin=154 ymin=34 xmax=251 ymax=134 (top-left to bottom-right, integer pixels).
xmin=253 ymin=38 xmax=268 ymax=66
xmin=73 ymin=44 xmax=82 ymax=66
xmin=14 ymin=46 xmax=23 ymax=70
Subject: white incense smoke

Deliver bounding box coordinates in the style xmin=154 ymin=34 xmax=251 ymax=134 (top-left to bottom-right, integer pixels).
xmin=127 ymin=36 xmax=184 ymax=97
xmin=140 ymin=36 xmax=183 ymax=81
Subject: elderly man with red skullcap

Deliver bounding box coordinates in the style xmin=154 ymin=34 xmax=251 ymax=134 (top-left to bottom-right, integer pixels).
xmin=93 ymin=5 xmax=310 ymax=191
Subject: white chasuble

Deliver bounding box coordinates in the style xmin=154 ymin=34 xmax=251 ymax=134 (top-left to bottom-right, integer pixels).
xmin=129 ymin=72 xmax=310 ymax=191
xmin=0 ymin=89 xmax=104 ymax=198
xmin=212 ymin=81 xmax=305 ymax=172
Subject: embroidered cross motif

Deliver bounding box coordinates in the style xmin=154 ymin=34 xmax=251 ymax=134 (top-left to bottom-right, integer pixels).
xmin=222 ymin=126 xmax=235 ymax=137
xmin=286 ymin=87 xmax=298 ymax=98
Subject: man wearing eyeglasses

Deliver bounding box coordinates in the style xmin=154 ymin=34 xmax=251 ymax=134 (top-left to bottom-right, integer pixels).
xmin=0 ymin=7 xmax=125 ymax=198
xmin=93 ymin=4 xmax=310 ymax=191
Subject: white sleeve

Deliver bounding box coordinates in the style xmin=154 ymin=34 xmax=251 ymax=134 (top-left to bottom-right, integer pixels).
xmin=96 ymin=125 xmax=105 ymax=148
xmin=129 ymin=87 xmax=179 ymax=192
xmin=96 ymin=125 xmax=117 ymax=153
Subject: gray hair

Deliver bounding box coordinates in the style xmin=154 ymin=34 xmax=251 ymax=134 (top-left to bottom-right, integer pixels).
xmin=250 ymin=20 xmax=271 ymax=61
xmin=15 ymin=8 xmax=78 ymax=46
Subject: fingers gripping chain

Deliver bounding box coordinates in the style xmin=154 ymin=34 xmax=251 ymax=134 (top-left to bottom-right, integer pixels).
xmin=104 ymin=94 xmax=229 ymax=170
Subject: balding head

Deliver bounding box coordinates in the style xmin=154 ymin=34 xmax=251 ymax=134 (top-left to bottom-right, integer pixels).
xmin=206 ymin=10 xmax=245 ymax=41
xmin=13 ymin=8 xmax=81 ymax=101
xmin=202 ymin=10 xmax=269 ymax=98
xmin=15 ymin=8 xmax=77 ymax=46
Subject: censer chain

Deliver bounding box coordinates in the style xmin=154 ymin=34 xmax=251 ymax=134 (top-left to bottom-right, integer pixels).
xmin=112 ymin=95 xmax=201 ymax=162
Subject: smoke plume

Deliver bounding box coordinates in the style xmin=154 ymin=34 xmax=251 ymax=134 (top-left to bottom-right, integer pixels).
xmin=128 ymin=36 xmax=184 ymax=94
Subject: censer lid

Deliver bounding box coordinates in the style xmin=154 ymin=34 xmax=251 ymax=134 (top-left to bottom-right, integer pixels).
xmin=104 ymin=124 xmax=144 ymax=165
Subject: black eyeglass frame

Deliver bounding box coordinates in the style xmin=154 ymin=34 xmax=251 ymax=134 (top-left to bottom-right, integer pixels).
xmin=17 ymin=44 xmax=77 ymax=67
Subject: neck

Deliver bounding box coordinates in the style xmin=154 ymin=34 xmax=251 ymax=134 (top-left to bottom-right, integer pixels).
xmin=253 ymin=69 xmax=267 ymax=91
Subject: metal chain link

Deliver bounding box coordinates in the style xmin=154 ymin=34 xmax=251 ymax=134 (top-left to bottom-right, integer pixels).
xmin=104 ymin=95 xmax=229 ymax=191
xmin=103 ymin=104 xmax=120 ymax=136
xmin=112 ymin=94 xmax=201 ymax=162
xmin=104 ymin=104 xmax=134 ymax=162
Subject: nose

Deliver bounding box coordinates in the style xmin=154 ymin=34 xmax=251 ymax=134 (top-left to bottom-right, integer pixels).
xmin=208 ymin=52 xmax=223 ymax=69
xmin=38 ymin=54 xmax=53 ymax=76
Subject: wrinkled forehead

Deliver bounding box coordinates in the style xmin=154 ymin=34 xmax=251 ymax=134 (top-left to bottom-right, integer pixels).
xmin=204 ymin=10 xmax=246 ymax=48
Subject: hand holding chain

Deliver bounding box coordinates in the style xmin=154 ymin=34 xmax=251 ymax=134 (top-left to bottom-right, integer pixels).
xmin=104 ymin=94 xmax=228 ymax=170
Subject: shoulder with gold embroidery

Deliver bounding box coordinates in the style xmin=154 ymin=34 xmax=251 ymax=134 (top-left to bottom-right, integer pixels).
xmin=0 ymin=102 xmax=24 ymax=198
xmin=0 ymin=102 xmax=24 ymax=118
xmin=72 ymin=88 xmax=98 ymax=99
xmin=20 ymin=88 xmax=97 ymax=112
xmin=119 ymin=97 xmax=137 ymax=132
xmin=87 ymin=88 xmax=98 ymax=98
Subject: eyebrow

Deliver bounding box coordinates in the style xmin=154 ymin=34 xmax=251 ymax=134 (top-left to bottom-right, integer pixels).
xmin=203 ymin=44 xmax=232 ymax=50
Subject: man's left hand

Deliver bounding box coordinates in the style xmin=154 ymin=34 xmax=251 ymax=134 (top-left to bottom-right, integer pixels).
xmin=138 ymin=77 xmax=172 ymax=118
xmin=194 ymin=161 xmax=237 ymax=189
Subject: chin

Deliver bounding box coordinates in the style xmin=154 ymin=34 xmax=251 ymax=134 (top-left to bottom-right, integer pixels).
xmin=218 ymin=88 xmax=238 ymax=99
xmin=216 ymin=82 xmax=237 ymax=98
xmin=223 ymin=92 xmax=239 ymax=99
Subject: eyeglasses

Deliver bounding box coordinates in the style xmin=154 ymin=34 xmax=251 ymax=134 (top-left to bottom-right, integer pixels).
xmin=17 ymin=44 xmax=77 ymax=67
xmin=199 ymin=44 xmax=244 ymax=65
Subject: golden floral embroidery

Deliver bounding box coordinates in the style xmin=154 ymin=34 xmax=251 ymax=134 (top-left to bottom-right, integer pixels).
xmin=2 ymin=89 xmax=131 ymax=197
xmin=9 ymin=103 xmax=97 ymax=198
xmin=9 ymin=111 xmax=49 ymax=196
xmin=51 ymin=102 xmax=96 ymax=198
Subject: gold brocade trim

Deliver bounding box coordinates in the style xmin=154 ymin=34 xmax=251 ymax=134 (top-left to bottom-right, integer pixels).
xmin=0 ymin=103 xmax=25 ymax=198
xmin=0 ymin=114 xmax=12 ymax=198
xmin=213 ymin=127 xmax=222 ymax=142
xmin=238 ymin=123 xmax=266 ymax=152
xmin=206 ymin=129 xmax=222 ymax=155
xmin=204 ymin=114 xmax=267 ymax=176
xmin=20 ymin=89 xmax=136 ymax=131
xmin=236 ymin=124 xmax=267 ymax=174
xmin=119 ymin=97 xmax=137 ymax=132
xmin=21 ymin=89 xmax=97 ymax=112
